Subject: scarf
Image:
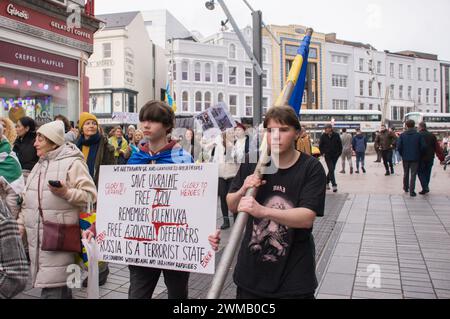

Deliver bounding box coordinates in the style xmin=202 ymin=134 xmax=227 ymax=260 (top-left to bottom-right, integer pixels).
xmin=0 ymin=138 xmax=24 ymax=194
xmin=76 ymin=132 xmax=101 ymax=178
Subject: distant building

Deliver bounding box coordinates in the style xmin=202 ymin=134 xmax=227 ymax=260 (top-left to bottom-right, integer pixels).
xmin=441 ymin=61 xmax=450 ymax=114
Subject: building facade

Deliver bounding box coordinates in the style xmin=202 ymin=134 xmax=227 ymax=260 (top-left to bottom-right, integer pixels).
xmin=265 ymin=25 xmax=326 ymax=110
xmin=441 ymin=62 xmax=450 ymax=114
xmin=0 ymin=0 xmax=100 ymax=125
xmin=87 ymin=11 xmax=159 ymax=126
xmin=170 ymin=26 xmax=273 ymax=120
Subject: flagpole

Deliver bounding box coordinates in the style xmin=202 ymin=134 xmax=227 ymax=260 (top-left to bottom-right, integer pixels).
xmin=206 ymin=28 xmax=314 ymax=299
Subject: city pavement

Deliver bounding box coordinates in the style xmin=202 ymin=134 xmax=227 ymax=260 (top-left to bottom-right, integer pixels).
xmin=15 ymin=154 xmax=450 ymax=299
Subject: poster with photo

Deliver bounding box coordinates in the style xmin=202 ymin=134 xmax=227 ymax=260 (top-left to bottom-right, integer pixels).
xmin=194 ymin=102 xmax=236 ymax=134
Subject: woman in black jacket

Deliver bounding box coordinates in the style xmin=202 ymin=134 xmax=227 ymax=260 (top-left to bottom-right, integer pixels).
xmin=13 ymin=117 xmax=39 ymax=180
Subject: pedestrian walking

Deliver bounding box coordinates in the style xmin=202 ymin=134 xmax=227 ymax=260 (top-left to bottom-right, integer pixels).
xmin=319 ymin=124 xmax=342 ymax=192
xmin=397 ymin=120 xmax=426 ymax=197
xmin=339 ymin=128 xmax=353 ymax=174
xmin=352 ymin=128 xmax=367 ymax=174
xmin=375 ymin=124 xmax=397 ymax=176
xmin=373 ymin=131 xmax=382 ymax=162
xmin=17 ymin=120 xmax=97 ymax=299
xmin=209 ymin=105 xmax=326 ymax=299
xmin=417 ymin=122 xmax=445 ymax=195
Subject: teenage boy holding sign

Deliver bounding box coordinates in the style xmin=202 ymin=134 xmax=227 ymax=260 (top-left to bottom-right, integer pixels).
xmin=209 ymin=106 xmax=327 ymax=299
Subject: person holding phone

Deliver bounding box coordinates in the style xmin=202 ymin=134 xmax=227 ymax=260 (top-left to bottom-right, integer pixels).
xmin=17 ymin=120 xmax=97 ymax=299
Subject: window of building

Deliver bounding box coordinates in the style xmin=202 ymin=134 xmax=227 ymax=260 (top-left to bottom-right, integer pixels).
xmin=332 ymin=75 xmax=347 ymax=88
xmin=434 ymin=89 xmax=437 ymax=104
xmin=229 ymin=95 xmax=237 ymax=116
xmin=262 ymin=70 xmax=268 ymax=88
xmin=205 ymin=63 xmax=211 ymax=82
xmin=360 ymin=80 xmax=364 ymax=96
xmin=194 ymin=63 xmax=201 ymax=82
xmin=408 ymin=65 xmax=412 ymax=80
xmin=263 ymin=48 xmax=268 ymax=63
xmin=204 ymin=91 xmax=212 ymax=109
xmin=182 ymin=61 xmax=189 ymax=81
xmin=245 ymin=96 xmax=253 ymax=116
xmin=245 ymin=68 xmax=252 ymax=86
xmin=434 ymin=69 xmax=438 ymax=82
xmin=378 ymin=82 xmax=382 ymax=96
xmin=390 ymin=84 xmax=395 ymax=99
xmin=408 ymin=86 xmax=412 ymax=100
xmin=262 ymin=97 xmax=269 ymax=115
xmin=172 ymin=63 xmax=177 ymax=81
xmin=103 ymin=68 xmax=111 ymax=86
xmin=311 ymin=65 xmax=316 ymax=81
xmin=360 ymin=103 xmax=364 ymax=110
xmin=368 ymin=59 xmax=373 ymax=72
xmin=359 ymin=58 xmax=364 ymax=72
xmin=369 ymin=81 xmax=373 ymax=96
xmin=390 ymin=63 xmax=395 ymax=78
xmin=229 ymin=66 xmax=237 ymax=85
xmin=332 ymin=54 xmax=348 ymax=65
xmin=399 ymin=64 xmax=403 ymax=79
xmin=195 ymin=91 xmax=202 ymax=112
xmin=218 ymin=92 xmax=224 ymax=103
xmin=217 ymin=64 xmax=224 ymax=83
xmin=103 ymin=43 xmax=111 ymax=59
xmin=369 ymin=104 xmax=373 ymax=110
xmin=377 ymin=61 xmax=382 ymax=74
xmin=229 ymin=43 xmax=236 ymax=59
xmin=426 ymin=68 xmax=430 ymax=81
xmin=399 ymin=85 xmax=403 ymax=99
xmin=90 ymin=93 xmax=111 ymax=114
xmin=418 ymin=88 xmax=422 ymax=103
xmin=426 ymin=89 xmax=430 ymax=103
xmin=182 ymin=91 xmax=189 ymax=112
xmin=332 ymin=99 xmax=348 ymax=110
xmin=418 ymin=67 xmax=422 ymax=81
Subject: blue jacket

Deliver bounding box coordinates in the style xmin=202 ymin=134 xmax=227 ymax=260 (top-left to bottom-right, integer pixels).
xmin=127 ymin=143 xmax=193 ymax=165
xmin=352 ymin=134 xmax=367 ymax=153
xmin=397 ymin=128 xmax=426 ymax=162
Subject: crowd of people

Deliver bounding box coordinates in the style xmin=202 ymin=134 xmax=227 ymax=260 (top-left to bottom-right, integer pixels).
xmin=0 ymin=101 xmax=448 ymax=300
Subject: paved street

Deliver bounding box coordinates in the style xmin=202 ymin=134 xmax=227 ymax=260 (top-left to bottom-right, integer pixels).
xmin=15 ymin=154 xmax=450 ymax=299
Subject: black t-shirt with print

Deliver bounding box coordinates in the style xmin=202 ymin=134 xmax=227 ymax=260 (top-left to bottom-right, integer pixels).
xmin=229 ymin=152 xmax=326 ymax=298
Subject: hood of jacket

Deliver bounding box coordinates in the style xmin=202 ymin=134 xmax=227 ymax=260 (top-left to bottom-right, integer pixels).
xmin=39 ymin=142 xmax=84 ymax=164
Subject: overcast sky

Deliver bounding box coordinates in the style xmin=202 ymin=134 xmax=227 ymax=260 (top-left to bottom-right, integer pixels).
xmin=96 ymin=0 xmax=450 ymax=61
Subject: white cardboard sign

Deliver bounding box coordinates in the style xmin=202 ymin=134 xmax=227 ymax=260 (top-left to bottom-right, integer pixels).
xmin=96 ymin=163 xmax=218 ymax=274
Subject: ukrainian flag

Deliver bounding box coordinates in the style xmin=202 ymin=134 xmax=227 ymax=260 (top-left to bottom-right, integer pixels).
xmin=165 ymin=83 xmax=177 ymax=112
xmin=275 ymin=28 xmax=313 ymax=115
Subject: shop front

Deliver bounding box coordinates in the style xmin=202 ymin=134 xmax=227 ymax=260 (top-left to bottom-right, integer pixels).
xmin=0 ymin=0 xmax=100 ymax=125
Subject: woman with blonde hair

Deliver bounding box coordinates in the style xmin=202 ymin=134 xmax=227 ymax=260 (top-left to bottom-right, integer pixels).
xmin=0 ymin=117 xmax=17 ymax=145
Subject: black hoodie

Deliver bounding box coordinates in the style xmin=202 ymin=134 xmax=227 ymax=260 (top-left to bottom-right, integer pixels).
xmin=13 ymin=131 xmax=39 ymax=171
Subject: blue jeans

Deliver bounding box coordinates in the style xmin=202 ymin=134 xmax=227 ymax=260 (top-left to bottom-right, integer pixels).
xmin=418 ymin=161 xmax=433 ymax=192
xmin=356 ymin=152 xmax=365 ymax=170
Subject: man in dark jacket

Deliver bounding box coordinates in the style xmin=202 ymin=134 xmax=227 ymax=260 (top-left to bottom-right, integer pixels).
xmin=397 ymin=120 xmax=426 ymax=197
xmin=352 ymin=128 xmax=367 ymax=174
xmin=319 ymin=124 xmax=343 ymax=193
xmin=418 ymin=122 xmax=445 ymax=195
xmin=375 ymin=124 xmax=397 ymax=176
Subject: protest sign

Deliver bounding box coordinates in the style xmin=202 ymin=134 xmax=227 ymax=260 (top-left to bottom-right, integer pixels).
xmin=195 ymin=102 xmax=236 ymax=133
xmin=96 ymin=163 xmax=218 ymax=274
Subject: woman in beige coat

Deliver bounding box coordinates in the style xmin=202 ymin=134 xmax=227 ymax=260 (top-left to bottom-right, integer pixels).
xmin=17 ymin=120 xmax=97 ymax=299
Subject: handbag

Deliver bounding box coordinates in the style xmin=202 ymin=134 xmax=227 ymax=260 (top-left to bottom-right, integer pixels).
xmin=0 ymin=199 xmax=29 ymax=299
xmin=38 ymin=173 xmax=82 ymax=253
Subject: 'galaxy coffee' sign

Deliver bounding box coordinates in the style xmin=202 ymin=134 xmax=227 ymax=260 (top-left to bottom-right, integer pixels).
xmin=96 ymin=164 xmax=219 ymax=274
xmin=0 ymin=40 xmax=78 ymax=77
xmin=0 ymin=1 xmax=94 ymax=44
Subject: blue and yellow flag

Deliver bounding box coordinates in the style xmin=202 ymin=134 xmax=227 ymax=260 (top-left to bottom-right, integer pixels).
xmin=288 ymin=33 xmax=312 ymax=115
xmin=165 ymin=83 xmax=177 ymax=112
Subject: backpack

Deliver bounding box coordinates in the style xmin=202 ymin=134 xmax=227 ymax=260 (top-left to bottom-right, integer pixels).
xmin=0 ymin=199 xmax=29 ymax=299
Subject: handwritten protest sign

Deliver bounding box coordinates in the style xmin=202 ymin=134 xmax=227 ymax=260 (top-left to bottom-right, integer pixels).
xmin=96 ymin=163 xmax=219 ymax=274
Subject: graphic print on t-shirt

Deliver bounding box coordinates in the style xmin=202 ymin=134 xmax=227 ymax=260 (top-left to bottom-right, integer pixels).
xmin=248 ymin=192 xmax=293 ymax=263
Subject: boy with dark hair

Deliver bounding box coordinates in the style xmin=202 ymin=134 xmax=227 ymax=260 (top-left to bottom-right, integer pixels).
xmin=210 ymin=105 xmax=327 ymax=299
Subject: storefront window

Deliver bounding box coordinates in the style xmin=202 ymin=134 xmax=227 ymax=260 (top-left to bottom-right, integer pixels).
xmin=0 ymin=66 xmax=79 ymax=125
xmin=90 ymin=93 xmax=112 ymax=114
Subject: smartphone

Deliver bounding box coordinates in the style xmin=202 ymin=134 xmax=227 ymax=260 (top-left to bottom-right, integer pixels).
xmin=48 ymin=180 xmax=62 ymax=188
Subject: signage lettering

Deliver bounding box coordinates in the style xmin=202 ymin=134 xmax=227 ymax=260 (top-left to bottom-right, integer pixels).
xmin=6 ymin=3 xmax=29 ymax=20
